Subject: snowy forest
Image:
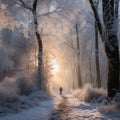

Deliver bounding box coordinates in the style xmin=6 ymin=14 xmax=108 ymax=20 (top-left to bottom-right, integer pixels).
xmin=0 ymin=0 xmax=120 ymax=120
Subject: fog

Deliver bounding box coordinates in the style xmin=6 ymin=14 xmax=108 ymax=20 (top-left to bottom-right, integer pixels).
xmin=38 ymin=0 xmax=107 ymax=93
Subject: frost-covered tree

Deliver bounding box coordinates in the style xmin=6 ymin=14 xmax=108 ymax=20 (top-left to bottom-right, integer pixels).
xmin=75 ymin=23 xmax=82 ymax=87
xmin=89 ymin=0 xmax=119 ymax=97
xmin=94 ymin=0 xmax=101 ymax=88
xmin=0 ymin=1 xmax=19 ymax=30
xmin=16 ymin=0 xmax=45 ymax=90
xmin=0 ymin=0 xmax=44 ymax=88
xmin=64 ymin=22 xmax=83 ymax=88
xmin=16 ymin=0 xmax=60 ymax=90
xmin=0 ymin=0 xmax=59 ymax=89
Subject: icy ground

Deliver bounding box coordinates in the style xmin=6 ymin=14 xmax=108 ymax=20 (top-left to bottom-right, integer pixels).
xmin=0 ymin=94 xmax=120 ymax=120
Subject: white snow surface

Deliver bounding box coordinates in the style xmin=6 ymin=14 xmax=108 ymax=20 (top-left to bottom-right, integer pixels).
xmin=0 ymin=94 xmax=120 ymax=120
xmin=0 ymin=100 xmax=54 ymax=120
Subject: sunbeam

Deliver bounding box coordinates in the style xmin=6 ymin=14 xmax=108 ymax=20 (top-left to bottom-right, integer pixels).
xmin=51 ymin=59 xmax=59 ymax=73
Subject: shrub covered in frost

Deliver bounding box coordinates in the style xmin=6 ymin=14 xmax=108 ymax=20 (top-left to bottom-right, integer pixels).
xmin=99 ymin=92 xmax=120 ymax=113
xmin=16 ymin=77 xmax=36 ymax=96
xmin=0 ymin=86 xmax=18 ymax=105
xmin=72 ymin=84 xmax=107 ymax=102
xmin=0 ymin=84 xmax=19 ymax=114
xmin=0 ymin=77 xmax=50 ymax=115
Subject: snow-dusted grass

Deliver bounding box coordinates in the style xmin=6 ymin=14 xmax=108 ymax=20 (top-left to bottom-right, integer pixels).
xmin=0 ymin=86 xmax=19 ymax=104
xmin=99 ymin=92 xmax=120 ymax=113
xmin=72 ymin=84 xmax=107 ymax=102
xmin=72 ymin=84 xmax=120 ymax=117
xmin=0 ymin=77 xmax=51 ymax=115
xmin=16 ymin=77 xmax=37 ymax=96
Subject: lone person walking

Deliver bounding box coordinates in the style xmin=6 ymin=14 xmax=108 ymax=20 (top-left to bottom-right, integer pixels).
xmin=59 ymin=87 xmax=63 ymax=95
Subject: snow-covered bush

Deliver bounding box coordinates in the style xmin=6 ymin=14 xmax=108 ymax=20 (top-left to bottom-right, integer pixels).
xmin=16 ymin=77 xmax=37 ymax=96
xmin=0 ymin=83 xmax=19 ymax=114
xmin=0 ymin=79 xmax=50 ymax=114
xmin=0 ymin=86 xmax=18 ymax=105
xmin=99 ymin=92 xmax=120 ymax=113
xmin=72 ymin=84 xmax=107 ymax=102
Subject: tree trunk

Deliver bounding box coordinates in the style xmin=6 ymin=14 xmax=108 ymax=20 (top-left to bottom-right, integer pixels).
xmin=114 ymin=0 xmax=120 ymax=89
xmin=95 ymin=22 xmax=101 ymax=88
xmin=115 ymin=0 xmax=120 ymax=90
xmin=33 ymin=0 xmax=44 ymax=90
xmin=89 ymin=0 xmax=103 ymax=40
xmin=102 ymin=0 xmax=119 ymax=97
xmin=76 ymin=23 xmax=82 ymax=87
xmin=89 ymin=0 xmax=119 ymax=97
xmin=89 ymin=50 xmax=93 ymax=87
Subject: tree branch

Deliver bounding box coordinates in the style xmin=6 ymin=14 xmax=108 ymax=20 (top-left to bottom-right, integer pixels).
xmin=17 ymin=0 xmax=33 ymax=11
xmin=37 ymin=8 xmax=62 ymax=18
xmin=89 ymin=0 xmax=103 ymax=41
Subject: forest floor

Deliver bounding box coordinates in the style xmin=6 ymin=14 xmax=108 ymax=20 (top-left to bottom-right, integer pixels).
xmin=0 ymin=94 xmax=120 ymax=120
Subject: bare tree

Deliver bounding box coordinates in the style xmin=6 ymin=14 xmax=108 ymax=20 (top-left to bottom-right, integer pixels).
xmin=93 ymin=0 xmax=101 ymax=89
xmin=95 ymin=21 xmax=101 ymax=88
xmin=43 ymin=51 xmax=56 ymax=91
xmin=75 ymin=23 xmax=82 ymax=87
xmin=64 ymin=22 xmax=82 ymax=88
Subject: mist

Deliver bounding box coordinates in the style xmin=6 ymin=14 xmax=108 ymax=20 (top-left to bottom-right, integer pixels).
xmin=0 ymin=0 xmax=118 ymax=92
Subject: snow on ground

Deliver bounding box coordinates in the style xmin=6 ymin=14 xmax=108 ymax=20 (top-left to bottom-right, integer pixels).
xmin=0 ymin=91 xmax=120 ymax=120
xmin=0 ymin=90 xmax=51 ymax=115
xmin=66 ymin=96 xmax=119 ymax=120
xmin=50 ymin=94 xmax=120 ymax=120
xmin=0 ymin=100 xmax=54 ymax=120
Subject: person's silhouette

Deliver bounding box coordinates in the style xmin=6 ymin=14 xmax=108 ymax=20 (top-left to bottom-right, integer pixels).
xmin=59 ymin=87 xmax=63 ymax=95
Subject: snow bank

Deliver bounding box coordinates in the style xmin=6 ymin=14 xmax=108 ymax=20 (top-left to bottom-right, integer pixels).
xmin=72 ymin=84 xmax=107 ymax=102
xmin=99 ymin=92 xmax=120 ymax=113
xmin=0 ymin=77 xmax=51 ymax=115
xmin=16 ymin=77 xmax=37 ymax=96
xmin=72 ymin=84 xmax=120 ymax=116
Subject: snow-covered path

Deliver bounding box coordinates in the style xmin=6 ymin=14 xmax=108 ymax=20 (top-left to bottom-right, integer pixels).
xmin=0 ymin=95 xmax=120 ymax=120
xmin=49 ymin=95 xmax=119 ymax=120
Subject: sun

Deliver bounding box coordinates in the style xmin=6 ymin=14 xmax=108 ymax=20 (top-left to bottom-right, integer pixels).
xmin=51 ymin=59 xmax=59 ymax=73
